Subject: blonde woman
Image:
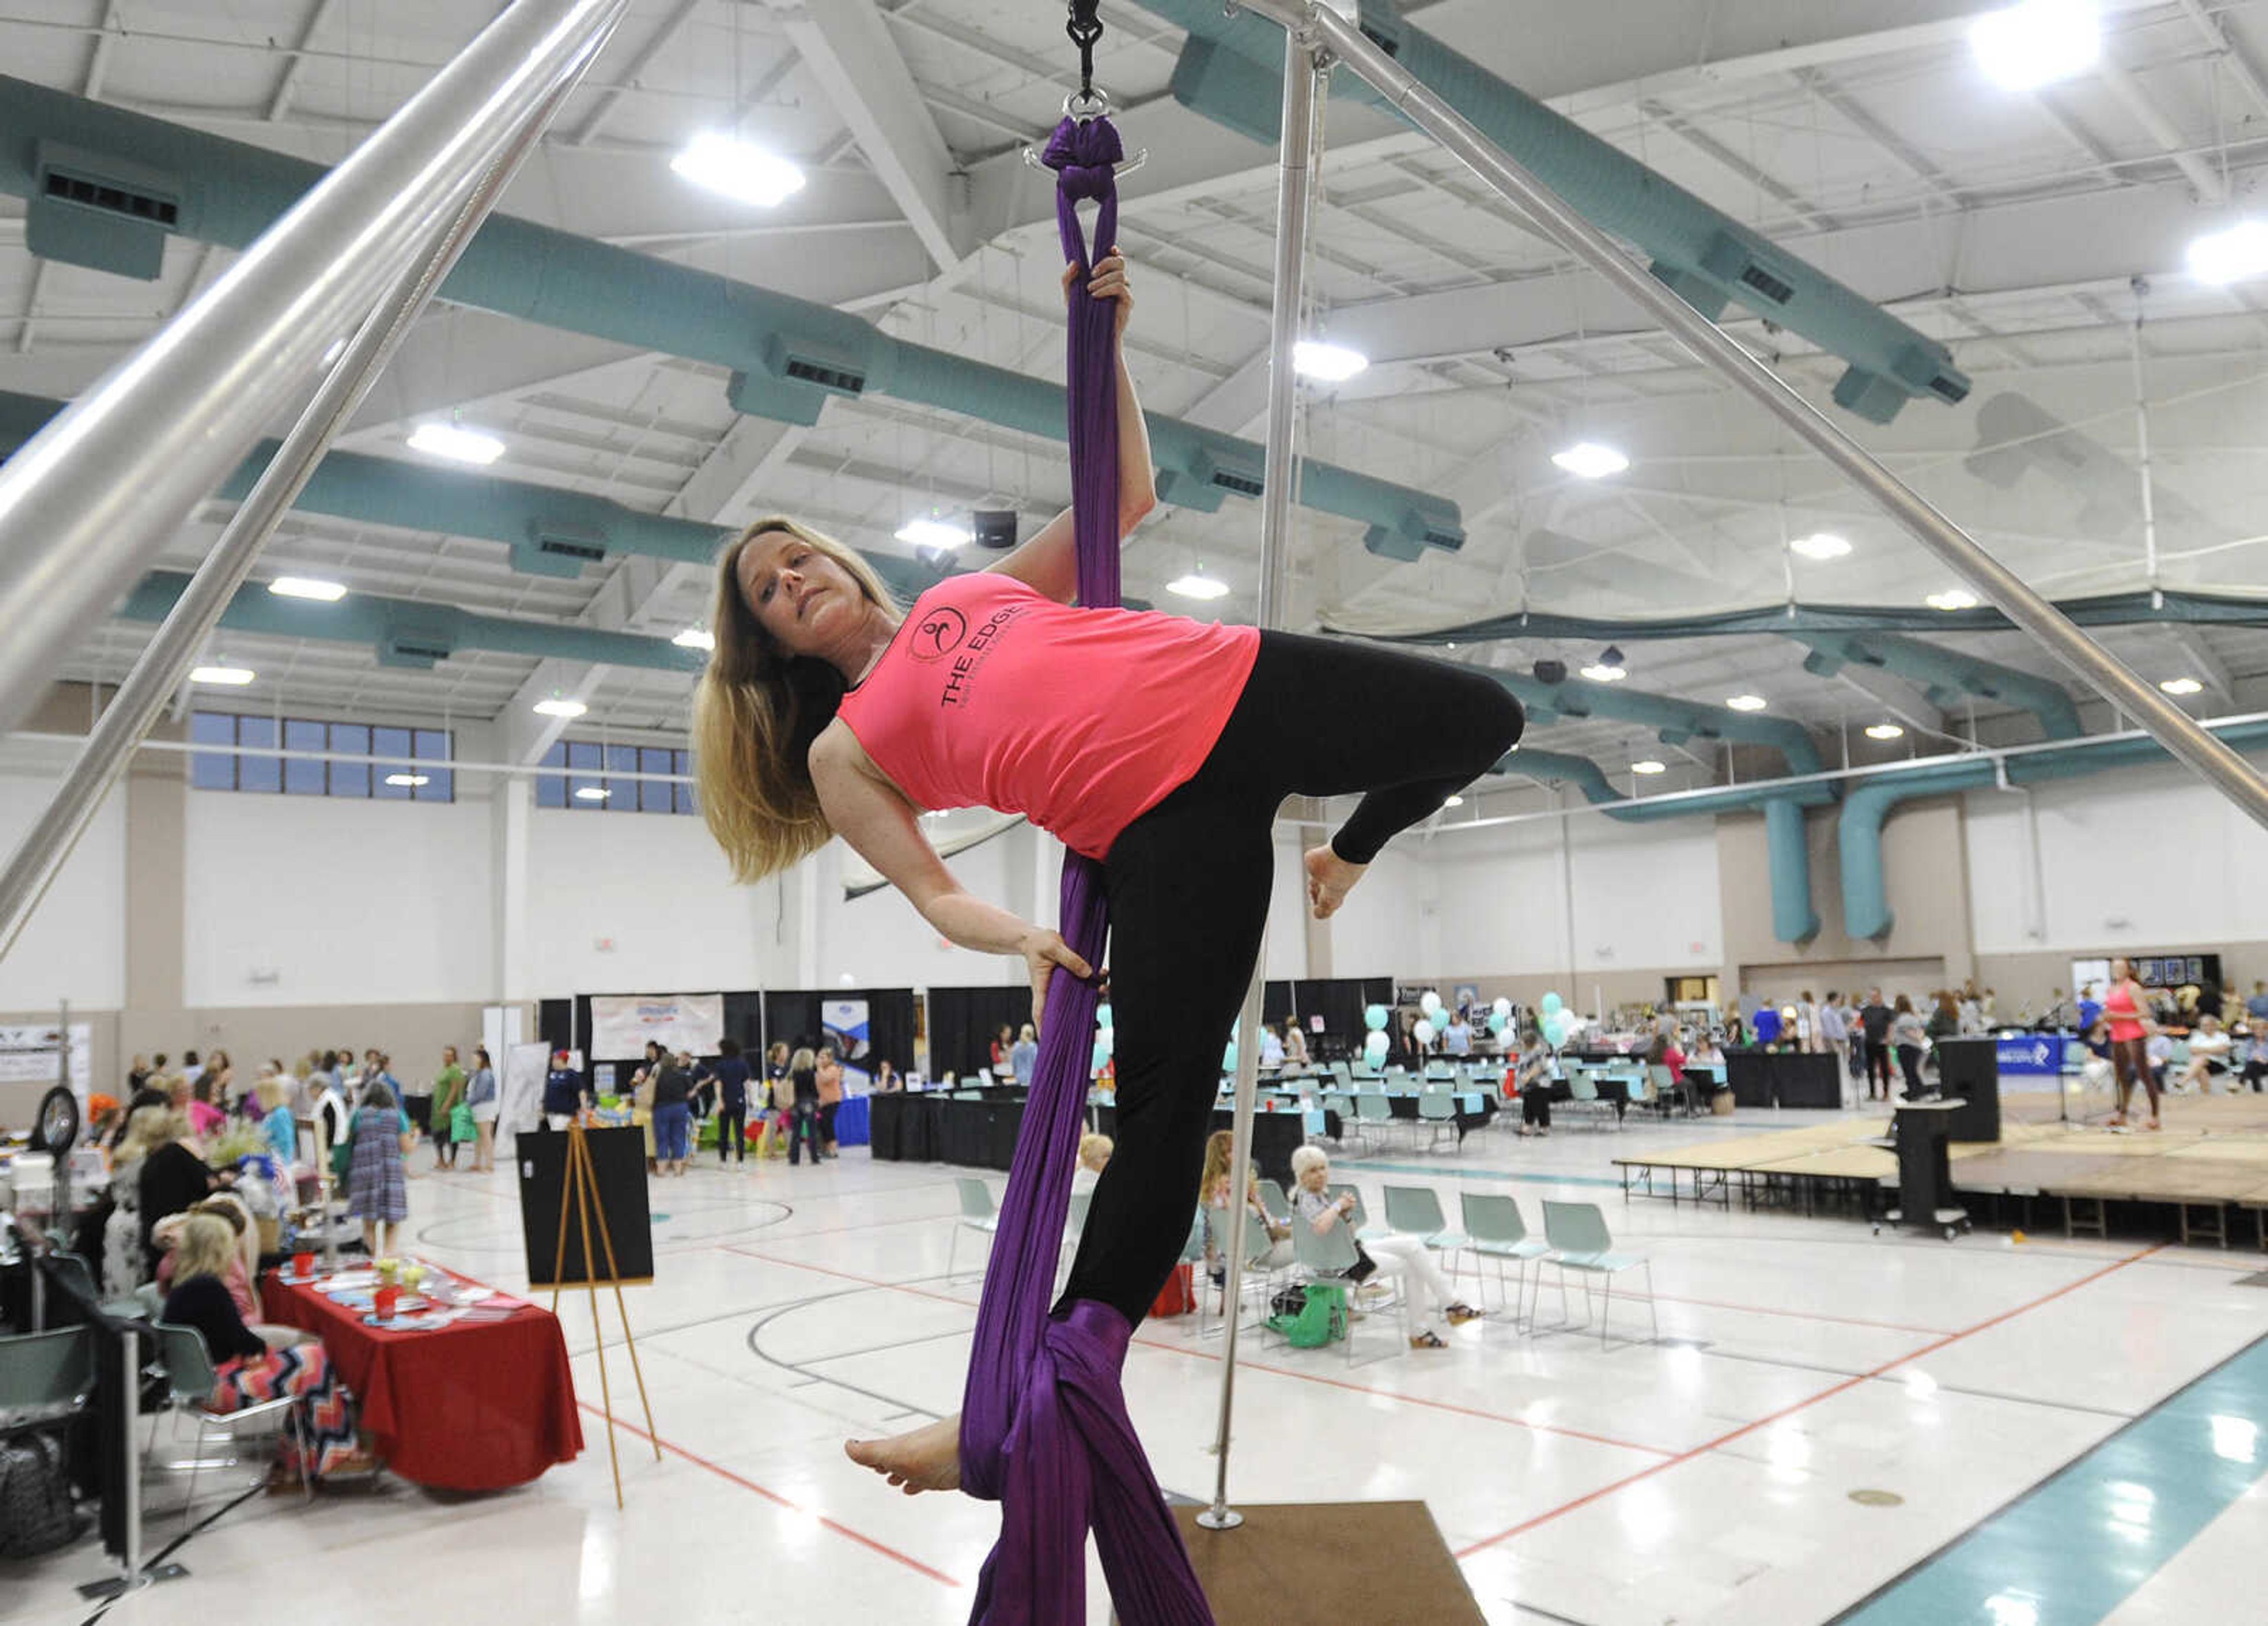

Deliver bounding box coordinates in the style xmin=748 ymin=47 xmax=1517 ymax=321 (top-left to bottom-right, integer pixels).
xmin=161 ymin=1214 xmax=371 ymax=1482
xmin=786 ymin=1045 xmax=823 ymax=1166
xmin=1288 ymin=1146 xmax=1476 ymax=1349
xmin=1197 ymin=1129 xmax=1289 ymax=1289
xmin=694 ymin=252 xmax=1523 ymax=1494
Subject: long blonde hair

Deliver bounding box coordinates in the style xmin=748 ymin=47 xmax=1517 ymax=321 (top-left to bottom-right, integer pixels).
xmin=115 ymin=1104 xmax=187 ymax=1168
xmin=693 ymin=517 xmax=901 ymax=882
xmin=171 ymin=1213 xmax=239 ymax=1286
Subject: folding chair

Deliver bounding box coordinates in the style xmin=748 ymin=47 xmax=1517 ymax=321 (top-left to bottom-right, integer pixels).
xmin=949 ymin=1177 xmax=999 ymax=1276
xmin=1351 ymin=1091 xmax=1394 ymax=1154
xmin=149 ymin=1321 xmax=310 ymax=1526
xmin=1417 ymin=1087 xmax=1460 ymax=1153
xmin=1381 ymin=1185 xmax=1469 ymax=1286
xmin=1254 ymin=1178 xmax=1294 ymax=1226
xmin=1533 ymin=1201 xmax=1658 ymax=1348
xmin=1283 ymin=1215 xmax=1375 ymax=1364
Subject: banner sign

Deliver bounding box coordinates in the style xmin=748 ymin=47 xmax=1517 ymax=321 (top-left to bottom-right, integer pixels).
xmin=1995 ymin=1034 xmax=2062 ymax=1076
xmin=0 ymin=1022 xmax=92 ymax=1099
xmin=823 ymin=998 xmax=872 ymax=1094
xmin=589 ymin=994 xmax=723 ymax=1060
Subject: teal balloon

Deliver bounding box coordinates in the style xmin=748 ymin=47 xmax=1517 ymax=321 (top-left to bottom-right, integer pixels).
xmin=1097 ymin=1002 xmax=1113 ymax=1029
xmin=1488 ymin=1012 xmax=1508 ymax=1036
xmin=1543 ymin=1015 xmax=1568 ymax=1047
xmin=1540 ymin=992 xmax=1564 ymax=1018
xmin=1222 ymin=1040 xmax=1238 ymax=1074
xmin=1363 ymin=1003 xmax=1389 ymax=1032
xmin=1363 ymin=1031 xmax=1390 ymax=1064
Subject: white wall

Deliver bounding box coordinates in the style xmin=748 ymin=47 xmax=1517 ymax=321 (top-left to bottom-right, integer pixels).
xmin=184 ymin=788 xmax=492 ymax=1007
xmin=1966 ymin=763 xmax=2268 ymax=953
xmin=815 ymin=832 xmax=1022 ymax=990
xmin=0 ymin=745 xmax=125 ymax=1011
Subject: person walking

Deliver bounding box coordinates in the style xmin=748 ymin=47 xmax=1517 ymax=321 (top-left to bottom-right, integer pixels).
xmin=786 ymin=1045 xmax=823 ymax=1165
xmin=1008 ymin=1022 xmax=1040 ymax=1086
xmin=2104 ymin=956 xmax=2161 ymax=1130
xmin=710 ymin=1037 xmax=752 ymax=1165
xmin=1818 ymin=992 xmax=1850 ymax=1099
xmin=347 ymin=1080 xmax=414 ymax=1259
xmin=1889 ymin=996 xmax=1930 ymax=1099
xmin=650 ymin=1051 xmax=694 ymax=1177
xmin=1859 ymin=989 xmax=1894 ymax=1102
xmin=816 ymin=1045 xmax=845 ymax=1159
xmin=429 ymin=1045 xmax=468 ymax=1171
xmin=464 ymin=1045 xmax=499 ymax=1173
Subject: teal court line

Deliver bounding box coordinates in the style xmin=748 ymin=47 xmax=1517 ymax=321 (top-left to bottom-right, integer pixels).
xmin=1832 ymin=1330 xmax=2268 ymax=1625
xmin=1340 ymin=1159 xmax=1625 ymax=1190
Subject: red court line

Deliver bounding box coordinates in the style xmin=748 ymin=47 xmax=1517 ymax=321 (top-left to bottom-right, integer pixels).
xmin=725 ymin=1246 xmax=1671 ymax=1459
xmin=1452 ymin=1242 xmax=2166 ymax=1558
xmin=575 ymin=1402 xmax=961 ymax=1588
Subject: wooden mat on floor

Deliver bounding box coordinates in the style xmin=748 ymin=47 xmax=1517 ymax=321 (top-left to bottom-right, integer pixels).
xmin=1162 ymin=1501 xmax=1485 ymax=1624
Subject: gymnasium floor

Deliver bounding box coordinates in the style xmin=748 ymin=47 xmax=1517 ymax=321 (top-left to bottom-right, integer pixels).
xmin=9 ymin=1103 xmax=2267 ymax=1626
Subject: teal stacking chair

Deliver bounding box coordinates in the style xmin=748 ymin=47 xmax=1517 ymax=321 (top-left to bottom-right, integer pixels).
xmin=1254 ymin=1178 xmax=1294 ymax=1226
xmin=1281 ymin=1213 xmax=1370 ymax=1365
xmin=1534 ymin=1201 xmax=1658 ymax=1347
xmin=949 ymin=1177 xmax=998 ymax=1276
xmin=1325 ymin=1182 xmax=1370 ymax=1230
xmin=1459 ymin=1194 xmax=1550 ymax=1324
xmin=1381 ymin=1185 xmax=1468 ymax=1282
xmin=1418 ymin=1087 xmax=1459 ymax=1152
xmin=1352 ymin=1091 xmax=1394 ymax=1153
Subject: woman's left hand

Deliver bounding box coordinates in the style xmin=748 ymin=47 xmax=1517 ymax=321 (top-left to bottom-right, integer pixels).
xmin=1064 ymin=247 xmax=1133 ymax=341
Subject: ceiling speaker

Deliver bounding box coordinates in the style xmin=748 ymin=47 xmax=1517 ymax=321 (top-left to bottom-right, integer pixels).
xmin=973 ymin=509 xmax=1018 ymax=549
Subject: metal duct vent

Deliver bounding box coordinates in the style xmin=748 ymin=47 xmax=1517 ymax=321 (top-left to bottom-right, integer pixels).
xmin=1210 ymin=467 xmax=1265 ymax=498
xmin=1738 ymin=263 xmax=1794 ymax=306
xmin=1421 ymin=524 xmax=1462 ymax=551
xmin=781 ymin=355 xmax=865 ymax=394
xmin=1926 ymin=373 xmax=1970 ymax=405
xmin=379 ymin=630 xmax=456 ymax=670
xmin=43 ymin=168 xmax=177 ymax=226
xmin=535 ymin=534 xmax=604 ymax=565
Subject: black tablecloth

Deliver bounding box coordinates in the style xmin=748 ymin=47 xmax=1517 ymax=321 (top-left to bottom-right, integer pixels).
xmin=1724 ymin=1050 xmax=1841 ymax=1109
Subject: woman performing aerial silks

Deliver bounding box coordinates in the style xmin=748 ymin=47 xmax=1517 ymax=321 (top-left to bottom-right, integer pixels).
xmin=692 ymin=120 xmax=1520 ymax=1626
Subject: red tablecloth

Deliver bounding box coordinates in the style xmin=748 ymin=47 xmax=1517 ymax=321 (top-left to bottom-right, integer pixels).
xmin=261 ymin=1266 xmax=582 ymax=1491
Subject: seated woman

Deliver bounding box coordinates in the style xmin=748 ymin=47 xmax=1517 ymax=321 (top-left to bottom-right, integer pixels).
xmin=2179 ymin=1015 xmax=2233 ymax=1093
xmin=160 ymin=1214 xmax=372 ymax=1482
xmin=1197 ymin=1129 xmax=1289 ymax=1288
xmin=1288 ymin=1146 xmax=1476 ymax=1350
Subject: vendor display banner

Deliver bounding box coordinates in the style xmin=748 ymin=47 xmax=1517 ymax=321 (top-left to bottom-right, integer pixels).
xmin=823 ymin=998 xmax=872 ymax=1094
xmin=0 ymin=1022 xmax=92 ymax=1098
xmin=1995 ymin=1034 xmax=2063 ymax=1076
xmin=589 ymin=993 xmax=724 ymax=1060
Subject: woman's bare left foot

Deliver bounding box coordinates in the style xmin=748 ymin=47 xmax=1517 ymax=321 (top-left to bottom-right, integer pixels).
xmin=845 ymin=1414 xmax=963 ymax=1495
xmin=1305 ymin=845 xmax=1367 ymax=920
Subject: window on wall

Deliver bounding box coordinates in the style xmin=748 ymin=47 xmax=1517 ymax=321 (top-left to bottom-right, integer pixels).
xmin=535 ymin=738 xmax=696 ymax=814
xmin=188 ymin=711 xmax=453 ymax=801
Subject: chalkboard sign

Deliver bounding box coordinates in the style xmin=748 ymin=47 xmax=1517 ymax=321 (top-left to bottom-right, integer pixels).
xmin=517 ymin=1126 xmax=654 ymax=1286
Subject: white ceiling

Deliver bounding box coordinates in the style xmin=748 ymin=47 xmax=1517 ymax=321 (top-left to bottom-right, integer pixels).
xmin=5 ymin=0 xmax=2268 ymax=788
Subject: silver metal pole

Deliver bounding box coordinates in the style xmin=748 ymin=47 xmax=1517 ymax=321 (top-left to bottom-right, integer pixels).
xmin=1201 ymin=21 xmax=1321 ymax=1536
xmin=0 ymin=0 xmax=629 ymax=737
xmin=0 ymin=68 xmax=586 ymax=966
xmin=1247 ymin=0 xmax=2268 ymax=833
xmin=2130 ymin=279 xmax=2161 ymax=599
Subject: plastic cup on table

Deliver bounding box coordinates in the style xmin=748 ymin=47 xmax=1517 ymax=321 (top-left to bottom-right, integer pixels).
xmin=373 ymin=1285 xmax=400 ymax=1321
xmin=291 ymin=1251 xmax=314 ymax=1279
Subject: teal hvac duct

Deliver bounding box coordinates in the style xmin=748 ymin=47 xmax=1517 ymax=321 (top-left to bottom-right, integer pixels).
xmin=1485 ymin=670 xmax=1826 ymax=777
xmin=1494 ymin=747 xmax=1829 ymax=943
xmin=1354 ymin=591 xmax=2268 ymax=642
xmin=1143 ymin=0 xmax=1969 ymax=424
xmin=0 ymin=77 xmax=1461 ymax=553
xmin=0 ymin=389 xmax=939 ymax=602
xmin=1795 ymin=633 xmax=2082 ymax=741
xmin=1840 ymin=719 xmax=2268 ymax=938
xmin=117 ymin=571 xmax=702 ymax=673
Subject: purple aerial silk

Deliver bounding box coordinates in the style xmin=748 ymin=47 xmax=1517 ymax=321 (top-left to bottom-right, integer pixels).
xmin=954 ymin=115 xmax=1215 ymax=1626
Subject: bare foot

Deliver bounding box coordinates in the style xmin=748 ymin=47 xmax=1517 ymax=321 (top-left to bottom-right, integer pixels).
xmin=845 ymin=1414 xmax=963 ymax=1495
xmin=1305 ymin=844 xmax=1367 ymax=920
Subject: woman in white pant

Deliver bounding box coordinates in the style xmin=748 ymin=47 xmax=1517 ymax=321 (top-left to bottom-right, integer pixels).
xmin=1289 ymin=1146 xmax=1476 ymax=1349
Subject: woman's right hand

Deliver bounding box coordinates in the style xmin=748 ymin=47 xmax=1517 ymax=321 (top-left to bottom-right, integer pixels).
xmin=1018 ymin=927 xmax=1093 ymax=1038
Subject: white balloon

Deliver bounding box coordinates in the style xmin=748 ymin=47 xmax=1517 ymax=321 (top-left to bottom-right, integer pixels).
xmin=1414 ymin=1019 xmax=1436 ymax=1047
xmin=1419 ymin=990 xmax=1443 ymax=1018
xmin=1363 ymin=1031 xmax=1389 ymax=1062
xmin=1493 ymin=996 xmax=1513 ymax=1019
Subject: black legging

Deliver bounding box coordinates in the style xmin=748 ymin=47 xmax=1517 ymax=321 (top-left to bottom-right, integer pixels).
xmin=1058 ymin=631 xmax=1523 ymax=1325
xmin=1895 ymin=1044 xmax=1925 ymax=1096
xmin=716 ymin=1102 xmax=746 ymax=1162
xmin=1865 ymin=1038 xmax=1892 ymax=1097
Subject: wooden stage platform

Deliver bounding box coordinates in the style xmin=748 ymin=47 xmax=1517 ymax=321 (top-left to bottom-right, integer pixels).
xmin=1612 ymin=1089 xmax=2268 ymax=1247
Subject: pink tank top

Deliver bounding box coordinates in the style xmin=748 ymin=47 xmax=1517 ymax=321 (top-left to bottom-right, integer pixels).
xmin=2104 ymin=983 xmax=2145 ymax=1043
xmin=835 ymin=572 xmax=1260 ymax=861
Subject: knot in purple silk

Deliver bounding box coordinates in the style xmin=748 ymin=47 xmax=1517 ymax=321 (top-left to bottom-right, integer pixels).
xmin=1042 ymin=115 xmax=1124 ymax=202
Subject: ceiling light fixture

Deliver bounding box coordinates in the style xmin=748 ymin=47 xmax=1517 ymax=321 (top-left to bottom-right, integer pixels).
xmin=1631 ymin=760 xmax=1667 ymax=775
xmin=268 ymin=576 xmax=347 ymax=602
xmin=1925 ymin=588 xmax=1980 ymax=611
xmin=575 ymin=786 xmax=611 ymax=801
xmin=895 ymin=517 xmax=972 ymax=550
xmin=669 ymin=132 xmax=807 ymax=207
xmin=1551 ymin=441 xmax=1630 ymax=480
xmin=673 ymin=627 xmax=716 ymax=651
xmin=1866 ymin=722 xmax=1906 ymax=741
xmin=384 ymin=773 xmax=430 ymax=788
xmin=1726 ymin=693 xmax=1768 ymax=712
xmin=533 ymin=698 xmax=588 ymax=719
xmin=1579 ymin=644 xmax=1628 ymax=682
xmin=1443 ymin=794 xmax=1465 ymax=808
xmin=1789 ymin=532 xmax=1852 ymax=561
xmin=407 ymin=422 xmax=505 ymax=465
xmin=2188 ymin=219 xmax=2268 ymax=285
xmin=1293 ymin=339 xmax=1369 ymax=382
xmin=2158 ymin=676 xmax=2205 ymax=696
xmin=1970 ymin=0 xmax=2101 ymax=92
xmin=1167 ymin=568 xmax=1230 ymax=601
xmin=188 ymin=665 xmax=255 ymax=686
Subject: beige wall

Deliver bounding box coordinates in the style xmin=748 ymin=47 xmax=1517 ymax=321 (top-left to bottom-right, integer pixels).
xmin=1716 ymin=799 xmax=1975 ymax=998
xmin=1974 ymin=942 xmax=2268 ymax=1021
xmin=1433 ymin=968 xmax=1709 ymax=1015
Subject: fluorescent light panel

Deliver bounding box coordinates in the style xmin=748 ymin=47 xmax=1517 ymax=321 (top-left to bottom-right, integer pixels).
xmin=1631 ymin=760 xmax=1667 ymax=775
xmin=1789 ymin=532 xmax=1852 ymax=561
xmin=1551 ymin=442 xmax=1629 ymax=480
xmin=1166 ymin=571 xmax=1230 ymax=601
xmin=2189 ymin=220 xmax=2268 ymax=285
xmin=384 ymin=773 xmax=429 ymax=787
xmin=673 ymin=627 xmax=716 ymax=651
xmin=1726 ymin=693 xmax=1768 ymax=711
xmin=1866 ymin=722 xmax=1906 ymax=741
xmin=1925 ymin=588 xmax=1980 ymax=611
xmin=189 ymin=665 xmax=255 ymax=686
xmin=670 ymin=133 xmax=807 ymax=208
xmin=268 ymin=575 xmax=347 ymax=602
xmin=895 ymin=517 xmax=971 ymax=550
xmin=1293 ymin=340 xmax=1368 ymax=382
xmin=407 ymin=422 xmax=504 ymax=465
xmin=574 ymin=786 xmax=610 ymax=801
xmin=1579 ymin=662 xmax=1627 ymax=682
xmin=533 ymin=698 xmax=587 ymax=718
xmin=1970 ymin=1 xmax=2100 ymax=92
xmin=2159 ymin=676 xmax=2204 ymax=696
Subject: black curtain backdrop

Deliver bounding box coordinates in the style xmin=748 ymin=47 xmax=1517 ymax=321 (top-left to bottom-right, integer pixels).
xmin=539 ymin=998 xmax=573 ymax=1057
xmin=926 ymin=984 xmax=1034 ymax=1080
xmin=761 ymin=988 xmax=918 ymax=1075
xmin=1273 ymin=978 xmax=1394 ymax=1047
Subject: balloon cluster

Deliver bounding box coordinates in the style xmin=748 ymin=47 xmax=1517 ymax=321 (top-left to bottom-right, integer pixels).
xmin=1362 ymin=1002 xmax=1389 ymax=1067
xmin=1487 ymin=995 xmax=1511 ymax=1037
xmin=1540 ymin=990 xmax=1568 ymax=1048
